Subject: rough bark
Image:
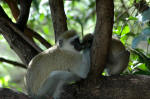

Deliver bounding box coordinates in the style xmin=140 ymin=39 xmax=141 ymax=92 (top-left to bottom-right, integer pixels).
xmin=1 ymin=75 xmax=150 ymax=99
xmin=0 ymin=6 xmax=38 ymax=65
xmin=61 ymin=75 xmax=150 ymax=99
xmin=4 ymin=0 xmax=51 ymax=48
xmin=90 ymin=0 xmax=114 ymax=79
xmin=0 ymin=88 xmax=31 ymax=99
xmin=49 ymin=0 xmax=68 ymax=41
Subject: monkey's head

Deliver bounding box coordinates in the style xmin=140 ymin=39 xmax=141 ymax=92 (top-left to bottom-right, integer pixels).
xmin=57 ymin=30 xmax=83 ymax=52
xmin=81 ymin=33 xmax=93 ymax=49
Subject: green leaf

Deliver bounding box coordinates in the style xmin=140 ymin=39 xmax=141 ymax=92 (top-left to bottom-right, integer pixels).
xmin=147 ymin=37 xmax=150 ymax=44
xmin=113 ymin=26 xmax=121 ymax=35
xmin=39 ymin=13 xmax=45 ymax=21
xmin=121 ymin=25 xmax=130 ymax=35
xmin=138 ymin=63 xmax=149 ymax=71
xmin=127 ymin=16 xmax=138 ymax=21
xmin=120 ymin=35 xmax=128 ymax=44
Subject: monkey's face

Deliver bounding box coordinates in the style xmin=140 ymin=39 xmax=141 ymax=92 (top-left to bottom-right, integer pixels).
xmin=58 ymin=35 xmax=82 ymax=52
xmin=70 ymin=36 xmax=83 ymax=51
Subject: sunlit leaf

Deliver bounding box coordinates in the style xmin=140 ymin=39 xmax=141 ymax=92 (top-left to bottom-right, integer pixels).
xmin=121 ymin=25 xmax=130 ymax=35
xmin=127 ymin=16 xmax=138 ymax=21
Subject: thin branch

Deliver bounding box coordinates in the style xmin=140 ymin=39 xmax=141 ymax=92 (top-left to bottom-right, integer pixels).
xmin=0 ymin=17 xmax=42 ymax=53
xmin=115 ymin=6 xmax=132 ymax=22
xmin=120 ymin=0 xmax=129 ymax=17
xmin=49 ymin=0 xmax=68 ymax=41
xmin=4 ymin=0 xmax=51 ymax=48
xmin=134 ymin=0 xmax=149 ymax=13
xmin=25 ymin=28 xmax=52 ymax=48
xmin=0 ymin=57 xmax=26 ymax=69
xmin=0 ymin=5 xmax=38 ymax=64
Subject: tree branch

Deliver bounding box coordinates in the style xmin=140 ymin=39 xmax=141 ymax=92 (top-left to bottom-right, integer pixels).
xmin=1 ymin=75 xmax=150 ymax=99
xmin=0 ymin=57 xmax=26 ymax=69
xmin=120 ymin=0 xmax=129 ymax=17
xmin=0 ymin=88 xmax=31 ymax=99
xmin=61 ymin=75 xmax=150 ymax=99
xmin=49 ymin=0 xmax=68 ymax=41
xmin=16 ymin=0 xmax=32 ymax=31
xmin=0 ymin=5 xmax=38 ymax=65
xmin=134 ymin=0 xmax=149 ymax=13
xmin=4 ymin=0 xmax=52 ymax=48
xmin=4 ymin=0 xmax=19 ymax=20
xmin=91 ymin=0 xmax=114 ymax=79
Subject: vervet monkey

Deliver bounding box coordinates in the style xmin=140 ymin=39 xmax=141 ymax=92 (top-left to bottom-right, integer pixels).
xmin=105 ymin=39 xmax=130 ymax=75
xmin=24 ymin=30 xmax=90 ymax=99
xmin=81 ymin=34 xmax=130 ymax=76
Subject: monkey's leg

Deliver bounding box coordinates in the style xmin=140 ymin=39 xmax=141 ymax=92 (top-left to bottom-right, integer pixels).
xmin=106 ymin=50 xmax=130 ymax=75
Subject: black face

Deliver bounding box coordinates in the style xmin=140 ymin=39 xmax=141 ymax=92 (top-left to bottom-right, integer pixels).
xmin=71 ymin=37 xmax=83 ymax=51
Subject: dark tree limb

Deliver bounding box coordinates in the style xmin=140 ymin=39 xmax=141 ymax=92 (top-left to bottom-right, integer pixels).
xmin=0 ymin=5 xmax=42 ymax=53
xmin=3 ymin=0 xmax=19 ymax=20
xmin=0 ymin=57 xmax=26 ymax=69
xmin=0 ymin=6 xmax=38 ymax=65
xmin=91 ymin=0 xmax=114 ymax=79
xmin=4 ymin=0 xmax=52 ymax=48
xmin=61 ymin=75 xmax=150 ymax=99
xmin=0 ymin=88 xmax=31 ymax=99
xmin=49 ymin=0 xmax=68 ymax=41
xmin=16 ymin=0 xmax=32 ymax=31
xmin=1 ymin=75 xmax=150 ymax=99
xmin=24 ymin=28 xmax=52 ymax=48
xmin=134 ymin=0 xmax=149 ymax=13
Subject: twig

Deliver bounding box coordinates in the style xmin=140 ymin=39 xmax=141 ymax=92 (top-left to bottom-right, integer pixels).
xmin=0 ymin=57 xmax=27 ymax=69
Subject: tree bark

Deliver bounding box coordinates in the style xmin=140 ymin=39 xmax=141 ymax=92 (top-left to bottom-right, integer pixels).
xmin=90 ymin=0 xmax=114 ymax=80
xmin=1 ymin=75 xmax=150 ymax=99
xmin=0 ymin=6 xmax=38 ymax=65
xmin=49 ymin=0 xmax=68 ymax=41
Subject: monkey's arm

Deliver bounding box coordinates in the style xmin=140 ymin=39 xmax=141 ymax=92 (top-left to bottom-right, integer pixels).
xmin=80 ymin=48 xmax=91 ymax=78
xmin=36 ymin=71 xmax=80 ymax=99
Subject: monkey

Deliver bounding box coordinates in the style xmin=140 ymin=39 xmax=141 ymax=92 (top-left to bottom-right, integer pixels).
xmin=24 ymin=30 xmax=129 ymax=99
xmin=24 ymin=30 xmax=90 ymax=99
xmin=81 ymin=33 xmax=130 ymax=76
xmin=105 ymin=39 xmax=130 ymax=75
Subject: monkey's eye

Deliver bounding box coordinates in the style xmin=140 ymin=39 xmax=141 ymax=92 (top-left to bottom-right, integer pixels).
xmin=59 ymin=39 xmax=63 ymax=47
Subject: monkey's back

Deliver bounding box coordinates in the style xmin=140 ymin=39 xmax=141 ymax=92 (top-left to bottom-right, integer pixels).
xmin=25 ymin=45 xmax=82 ymax=95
